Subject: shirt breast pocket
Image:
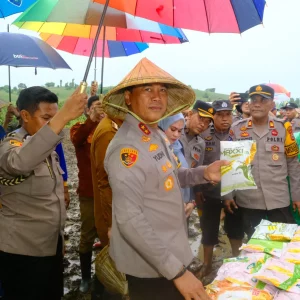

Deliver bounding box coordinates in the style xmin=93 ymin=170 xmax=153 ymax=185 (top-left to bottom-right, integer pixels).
xmin=31 ymin=162 xmax=55 ymax=196
xmin=265 ymin=143 xmax=284 ymax=166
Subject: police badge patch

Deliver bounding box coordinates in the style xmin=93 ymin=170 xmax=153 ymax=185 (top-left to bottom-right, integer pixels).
xmin=120 ymin=148 xmax=139 ymax=168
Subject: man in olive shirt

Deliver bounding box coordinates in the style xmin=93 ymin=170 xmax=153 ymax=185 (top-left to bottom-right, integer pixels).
xmin=224 ymin=85 xmax=300 ymax=237
xmin=0 ymin=86 xmax=87 ymax=300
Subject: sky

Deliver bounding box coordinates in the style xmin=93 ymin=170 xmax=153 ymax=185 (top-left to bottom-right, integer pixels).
xmin=0 ymin=0 xmax=299 ymax=98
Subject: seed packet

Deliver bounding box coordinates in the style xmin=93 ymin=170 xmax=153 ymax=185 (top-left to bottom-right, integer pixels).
xmin=280 ymin=243 xmax=300 ymax=264
xmin=220 ymin=140 xmax=257 ymax=196
xmin=291 ymin=227 xmax=300 ymax=242
xmin=252 ymin=220 xmax=298 ymax=242
xmin=240 ymin=239 xmax=288 ymax=258
xmin=254 ymin=259 xmax=300 ymax=294
xmin=274 ymin=290 xmax=299 ymax=299
xmin=206 ymin=280 xmax=274 ymax=300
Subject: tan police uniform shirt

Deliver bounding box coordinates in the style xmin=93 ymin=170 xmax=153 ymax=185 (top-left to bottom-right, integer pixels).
xmin=180 ymin=132 xmax=205 ymax=168
xmin=200 ymin=126 xmax=229 ymax=200
xmin=0 ymin=125 xmax=66 ymax=257
xmin=223 ymin=117 xmax=300 ymax=210
xmin=104 ymin=114 xmax=209 ymax=280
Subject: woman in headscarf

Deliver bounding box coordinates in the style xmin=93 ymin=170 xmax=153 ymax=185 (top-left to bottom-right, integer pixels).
xmin=159 ymin=113 xmax=195 ymax=218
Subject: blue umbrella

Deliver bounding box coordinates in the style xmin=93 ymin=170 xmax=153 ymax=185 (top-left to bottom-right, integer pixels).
xmin=0 ymin=32 xmax=71 ymax=69
xmin=0 ymin=0 xmax=36 ymax=18
xmin=0 ymin=32 xmax=71 ymax=102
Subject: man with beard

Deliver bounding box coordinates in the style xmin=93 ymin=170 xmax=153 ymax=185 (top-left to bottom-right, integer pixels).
xmin=224 ymin=84 xmax=300 ymax=238
xmin=199 ymin=100 xmax=244 ymax=278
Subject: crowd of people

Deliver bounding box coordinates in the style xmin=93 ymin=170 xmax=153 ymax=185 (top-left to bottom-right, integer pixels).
xmin=0 ymin=57 xmax=300 ymax=300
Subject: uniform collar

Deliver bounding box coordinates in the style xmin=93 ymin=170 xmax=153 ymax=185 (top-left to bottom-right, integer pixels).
xmin=125 ymin=113 xmax=159 ymax=136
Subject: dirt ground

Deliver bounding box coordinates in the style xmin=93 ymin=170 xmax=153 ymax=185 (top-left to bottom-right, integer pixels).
xmin=62 ymin=129 xmax=233 ymax=300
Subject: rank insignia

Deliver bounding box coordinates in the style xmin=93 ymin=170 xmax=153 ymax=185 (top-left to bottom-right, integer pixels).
xmin=240 ymin=132 xmax=249 ymax=137
xmin=229 ymin=130 xmax=234 ymax=136
xmin=269 ymin=121 xmax=275 ymax=129
xmin=247 ymin=120 xmax=252 ymax=128
xmin=9 ymin=140 xmax=22 ymax=147
xmin=240 ymin=126 xmax=247 ymax=131
xmin=256 ymin=85 xmax=263 ymax=92
xmin=205 ymin=147 xmax=213 ymax=151
xmin=193 ymin=153 xmax=200 ymax=161
xmin=138 ymin=123 xmax=151 ymax=135
xmin=271 ymin=130 xmax=278 ymax=137
xmin=271 ymin=145 xmax=280 ymax=152
xmin=120 ymin=148 xmax=138 ymax=168
xmin=149 ymin=144 xmax=159 ymax=152
xmin=166 ymin=161 xmax=172 ymax=169
xmin=205 ymin=136 xmax=213 ymax=141
xmin=162 ymin=165 xmax=168 ymax=173
xmin=141 ymin=136 xmax=151 ymax=143
xmin=272 ymin=153 xmax=279 ymax=161
xmin=164 ymin=176 xmax=174 ymax=191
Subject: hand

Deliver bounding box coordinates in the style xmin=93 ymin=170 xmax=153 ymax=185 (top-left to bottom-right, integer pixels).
xmin=60 ymin=86 xmax=88 ymax=122
xmin=7 ymin=104 xmax=20 ymax=117
xmin=64 ymin=185 xmax=70 ymax=209
xmin=229 ymin=92 xmax=241 ymax=104
xmin=224 ymin=199 xmax=238 ymax=214
xmin=174 ymin=270 xmax=211 ymax=300
xmin=293 ymin=201 xmax=300 ymax=215
xmin=204 ymin=160 xmax=230 ymax=184
xmin=89 ymin=101 xmax=105 ymax=123
xmin=184 ymin=203 xmax=195 ymax=218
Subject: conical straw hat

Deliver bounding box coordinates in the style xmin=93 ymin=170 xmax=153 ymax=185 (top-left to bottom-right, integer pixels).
xmin=103 ymin=58 xmax=195 ymax=123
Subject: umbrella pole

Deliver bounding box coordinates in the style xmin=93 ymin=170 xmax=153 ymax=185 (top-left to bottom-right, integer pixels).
xmin=7 ymin=25 xmax=12 ymax=102
xmin=94 ymin=46 xmax=97 ymax=82
xmin=81 ymin=0 xmax=110 ymax=93
xmin=100 ymin=27 xmax=106 ymax=95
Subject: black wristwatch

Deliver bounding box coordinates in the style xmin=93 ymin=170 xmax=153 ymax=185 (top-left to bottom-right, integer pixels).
xmin=172 ymin=266 xmax=187 ymax=280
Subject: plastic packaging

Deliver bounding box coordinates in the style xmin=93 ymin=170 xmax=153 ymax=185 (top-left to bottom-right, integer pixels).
xmin=220 ymin=140 xmax=257 ymax=196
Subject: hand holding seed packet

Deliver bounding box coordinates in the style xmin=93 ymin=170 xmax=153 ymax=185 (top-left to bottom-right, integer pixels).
xmin=220 ymin=140 xmax=257 ymax=196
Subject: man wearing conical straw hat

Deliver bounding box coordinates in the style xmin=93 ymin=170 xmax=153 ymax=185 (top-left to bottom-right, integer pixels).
xmin=103 ymin=58 xmax=227 ymax=300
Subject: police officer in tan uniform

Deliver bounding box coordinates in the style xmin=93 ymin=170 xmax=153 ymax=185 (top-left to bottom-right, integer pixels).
xmin=224 ymin=84 xmax=300 ymax=237
xmin=0 ymin=86 xmax=87 ymax=299
xmin=181 ymin=100 xmax=214 ymax=168
xmin=283 ymin=102 xmax=300 ymax=133
xmin=102 ymin=58 xmax=228 ymax=300
xmin=199 ymin=100 xmax=244 ymax=278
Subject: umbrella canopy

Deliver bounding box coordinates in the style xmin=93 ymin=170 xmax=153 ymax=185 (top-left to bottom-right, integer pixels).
xmin=94 ymin=0 xmax=266 ymax=33
xmin=40 ymin=34 xmax=149 ymax=58
xmin=0 ymin=0 xmax=36 ymax=18
xmin=265 ymin=83 xmax=291 ymax=104
xmin=265 ymin=83 xmax=291 ymax=98
xmin=13 ymin=0 xmax=186 ymax=38
xmin=37 ymin=26 xmax=188 ymax=43
xmin=0 ymin=32 xmax=71 ymax=70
